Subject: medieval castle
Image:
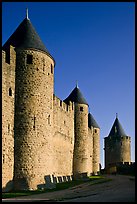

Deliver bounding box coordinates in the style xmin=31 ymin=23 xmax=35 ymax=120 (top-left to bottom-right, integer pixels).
xmin=2 ymin=12 xmax=131 ymax=192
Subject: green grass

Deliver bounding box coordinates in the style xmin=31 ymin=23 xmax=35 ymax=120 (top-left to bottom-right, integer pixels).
xmin=2 ymin=175 xmax=111 ymax=199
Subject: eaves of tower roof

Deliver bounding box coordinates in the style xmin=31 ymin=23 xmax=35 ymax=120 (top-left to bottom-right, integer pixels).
xmin=2 ymin=17 xmax=55 ymax=63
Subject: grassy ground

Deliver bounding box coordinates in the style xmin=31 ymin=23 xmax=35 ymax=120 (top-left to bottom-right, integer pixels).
xmin=2 ymin=175 xmax=110 ymax=199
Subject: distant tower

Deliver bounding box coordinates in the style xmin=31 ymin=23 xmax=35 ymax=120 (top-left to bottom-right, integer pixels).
xmin=88 ymin=113 xmax=100 ymax=175
xmin=104 ymin=114 xmax=131 ymax=169
xmin=3 ymin=14 xmax=55 ymax=190
xmin=64 ymin=85 xmax=89 ymax=178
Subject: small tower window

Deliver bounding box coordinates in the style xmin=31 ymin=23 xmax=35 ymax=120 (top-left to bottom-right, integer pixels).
xmin=48 ymin=115 xmax=50 ymax=125
xmin=9 ymin=88 xmax=12 ymax=96
xmin=80 ymin=107 xmax=83 ymax=111
xmin=33 ymin=116 xmax=36 ymax=130
xmin=51 ymin=64 xmax=53 ymax=74
xmin=8 ymin=124 xmax=11 ymax=133
xmin=94 ymin=129 xmax=97 ymax=133
xmin=27 ymin=54 xmax=33 ymax=64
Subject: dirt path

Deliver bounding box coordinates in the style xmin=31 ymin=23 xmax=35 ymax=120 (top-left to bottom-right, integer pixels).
xmin=2 ymin=175 xmax=135 ymax=202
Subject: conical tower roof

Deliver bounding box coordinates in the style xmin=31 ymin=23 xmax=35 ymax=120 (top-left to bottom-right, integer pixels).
xmin=64 ymin=85 xmax=88 ymax=105
xmin=2 ymin=15 xmax=55 ymax=62
xmin=88 ymin=112 xmax=100 ymax=129
xmin=108 ymin=114 xmax=127 ymax=137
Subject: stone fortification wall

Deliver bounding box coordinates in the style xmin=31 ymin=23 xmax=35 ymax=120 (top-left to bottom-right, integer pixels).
xmin=2 ymin=46 xmax=16 ymax=191
xmin=53 ymin=95 xmax=74 ymax=177
xmin=14 ymin=49 xmax=55 ymax=190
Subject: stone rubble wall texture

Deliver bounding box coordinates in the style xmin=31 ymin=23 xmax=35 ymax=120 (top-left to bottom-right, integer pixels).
xmin=88 ymin=128 xmax=93 ymax=174
xmin=13 ymin=49 xmax=55 ymax=190
xmin=73 ymin=103 xmax=89 ymax=177
xmin=2 ymin=47 xmax=100 ymax=191
xmin=53 ymin=96 xmax=74 ymax=177
xmin=104 ymin=136 xmax=131 ymax=168
xmin=92 ymin=128 xmax=100 ymax=174
xmin=2 ymin=46 xmax=16 ymax=192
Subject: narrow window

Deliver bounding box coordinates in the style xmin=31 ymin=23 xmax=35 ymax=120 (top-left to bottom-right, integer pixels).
xmin=8 ymin=124 xmax=11 ymax=133
xmin=9 ymin=87 xmax=12 ymax=96
xmin=27 ymin=54 xmax=33 ymax=64
xmin=33 ymin=116 xmax=36 ymax=130
xmin=94 ymin=129 xmax=97 ymax=133
xmin=80 ymin=107 xmax=83 ymax=111
xmin=48 ymin=115 xmax=50 ymax=125
xmin=51 ymin=64 xmax=53 ymax=74
xmin=43 ymin=58 xmax=45 ymax=72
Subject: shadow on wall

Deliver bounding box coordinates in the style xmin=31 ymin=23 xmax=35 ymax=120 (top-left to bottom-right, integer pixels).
xmin=37 ymin=174 xmax=73 ymax=190
xmin=2 ymin=180 xmax=14 ymax=192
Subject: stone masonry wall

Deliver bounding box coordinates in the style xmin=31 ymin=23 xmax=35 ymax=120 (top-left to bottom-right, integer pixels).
xmin=73 ymin=103 xmax=89 ymax=178
xmin=120 ymin=136 xmax=131 ymax=162
xmin=2 ymin=46 xmax=16 ymax=191
xmin=14 ymin=49 xmax=55 ymax=190
xmin=53 ymin=95 xmax=74 ymax=177
xmin=93 ymin=127 xmax=100 ymax=174
xmin=104 ymin=136 xmax=131 ymax=168
xmin=88 ymin=128 xmax=93 ymax=175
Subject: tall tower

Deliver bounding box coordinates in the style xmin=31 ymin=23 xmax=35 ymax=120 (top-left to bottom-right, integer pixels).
xmin=104 ymin=114 xmax=131 ymax=170
xmin=64 ymin=85 xmax=89 ymax=179
xmin=88 ymin=113 xmax=100 ymax=175
xmin=3 ymin=14 xmax=55 ymax=190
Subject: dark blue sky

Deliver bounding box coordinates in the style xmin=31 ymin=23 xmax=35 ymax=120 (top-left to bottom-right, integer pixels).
xmin=2 ymin=2 xmax=135 ymax=167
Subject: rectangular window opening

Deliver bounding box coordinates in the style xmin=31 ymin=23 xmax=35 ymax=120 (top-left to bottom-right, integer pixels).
xmin=9 ymin=88 xmax=12 ymax=96
xmin=33 ymin=116 xmax=36 ymax=130
xmin=8 ymin=124 xmax=11 ymax=133
xmin=27 ymin=54 xmax=33 ymax=64
xmin=51 ymin=64 xmax=53 ymax=74
xmin=80 ymin=107 xmax=83 ymax=111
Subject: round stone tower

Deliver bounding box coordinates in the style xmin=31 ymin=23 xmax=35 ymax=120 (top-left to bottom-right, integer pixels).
xmin=88 ymin=113 xmax=100 ymax=175
xmin=64 ymin=85 xmax=89 ymax=179
xmin=104 ymin=114 xmax=131 ymax=169
xmin=3 ymin=15 xmax=55 ymax=190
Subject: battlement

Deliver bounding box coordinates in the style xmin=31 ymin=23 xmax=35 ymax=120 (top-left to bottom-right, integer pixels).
xmin=53 ymin=94 xmax=74 ymax=112
xmin=2 ymin=45 xmax=16 ymax=65
xmin=121 ymin=136 xmax=131 ymax=141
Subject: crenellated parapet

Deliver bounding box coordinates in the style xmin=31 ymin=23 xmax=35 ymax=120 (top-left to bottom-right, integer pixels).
xmin=2 ymin=45 xmax=16 ymax=65
xmin=53 ymin=94 xmax=74 ymax=113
